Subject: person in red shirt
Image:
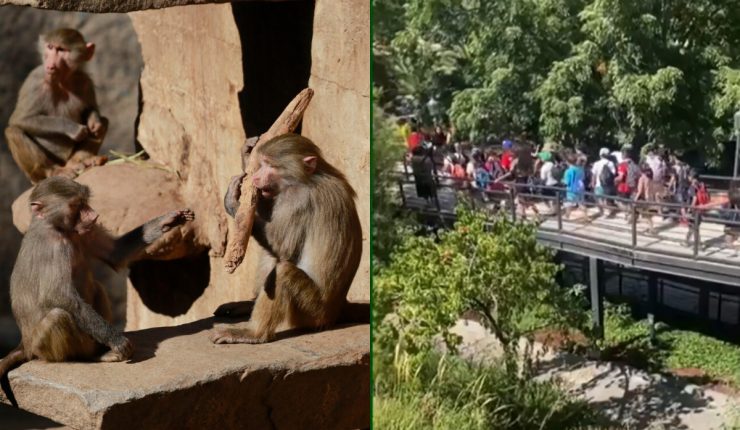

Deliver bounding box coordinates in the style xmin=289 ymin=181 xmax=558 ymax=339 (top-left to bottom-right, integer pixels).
xmin=615 ymin=149 xmax=640 ymax=219
xmin=500 ymin=139 xmax=514 ymax=171
xmin=406 ymin=125 xmax=424 ymax=153
xmin=616 ymin=151 xmax=638 ymax=198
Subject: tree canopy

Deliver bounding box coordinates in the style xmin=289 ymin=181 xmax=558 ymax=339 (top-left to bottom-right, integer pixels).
xmin=375 ymin=0 xmax=740 ymax=165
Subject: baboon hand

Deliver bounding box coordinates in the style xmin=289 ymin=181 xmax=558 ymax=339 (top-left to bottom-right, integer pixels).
xmin=228 ymin=174 xmax=247 ymax=199
xmin=224 ymin=174 xmax=247 ymax=218
xmin=240 ymin=136 xmax=259 ymax=170
xmin=70 ymin=124 xmax=89 ymax=142
xmin=87 ymin=118 xmax=106 ymax=138
xmin=100 ymin=336 xmax=134 ymax=362
xmin=160 ymin=209 xmax=195 ymax=232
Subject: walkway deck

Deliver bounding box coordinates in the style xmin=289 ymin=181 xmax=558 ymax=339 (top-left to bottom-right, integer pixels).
xmin=398 ymin=177 xmax=740 ymax=286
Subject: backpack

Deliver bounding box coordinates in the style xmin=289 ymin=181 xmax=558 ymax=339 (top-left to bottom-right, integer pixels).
xmin=677 ymin=163 xmax=690 ymax=188
xmin=575 ymin=175 xmax=585 ymax=193
xmin=625 ymin=161 xmax=640 ymax=189
xmin=599 ymin=162 xmax=616 ymax=190
xmin=475 ymin=168 xmax=491 ymax=189
xmin=452 ymin=164 xmax=466 ymax=179
xmin=551 ymin=162 xmax=565 ymax=182
xmin=695 ymin=183 xmax=710 ymax=206
xmin=514 ymin=151 xmax=534 ymax=177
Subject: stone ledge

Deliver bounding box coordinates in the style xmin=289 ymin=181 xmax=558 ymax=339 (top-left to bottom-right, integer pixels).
xmin=0 ymin=0 xmax=302 ymax=13
xmin=0 ymin=318 xmax=369 ymax=429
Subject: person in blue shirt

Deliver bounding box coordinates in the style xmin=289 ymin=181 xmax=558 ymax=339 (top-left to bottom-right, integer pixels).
xmin=563 ymin=155 xmax=586 ymax=220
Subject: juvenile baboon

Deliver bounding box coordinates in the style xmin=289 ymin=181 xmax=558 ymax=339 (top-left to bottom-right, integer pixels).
xmin=211 ymin=133 xmax=362 ymax=344
xmin=5 ymin=28 xmax=108 ymax=183
xmin=0 ymin=177 xmax=194 ymax=382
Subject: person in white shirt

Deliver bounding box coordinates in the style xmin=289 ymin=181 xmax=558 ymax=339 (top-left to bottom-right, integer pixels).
xmin=466 ymin=154 xmax=477 ymax=187
xmin=645 ymin=148 xmax=665 ymax=183
xmin=592 ymin=147 xmax=616 ymax=217
xmin=539 ymin=151 xmax=558 ymax=210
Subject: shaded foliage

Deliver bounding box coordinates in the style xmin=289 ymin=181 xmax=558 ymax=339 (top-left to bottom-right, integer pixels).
xmin=372 ymin=97 xmax=408 ymax=267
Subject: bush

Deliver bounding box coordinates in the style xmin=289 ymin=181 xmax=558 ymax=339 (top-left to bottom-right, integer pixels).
xmin=374 ymin=205 xmax=590 ymax=367
xmin=599 ymin=302 xmax=740 ymax=385
xmin=373 ymin=204 xmax=602 ymax=428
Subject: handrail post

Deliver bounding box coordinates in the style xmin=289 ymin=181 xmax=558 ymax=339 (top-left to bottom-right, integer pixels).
xmin=631 ymin=201 xmax=638 ymax=249
xmin=434 ymin=186 xmax=441 ymax=212
xmin=398 ymin=180 xmax=406 ymax=208
xmin=510 ymin=185 xmax=517 ymax=222
xmin=693 ymin=212 xmax=701 ymax=258
xmin=556 ymin=189 xmax=563 ymax=231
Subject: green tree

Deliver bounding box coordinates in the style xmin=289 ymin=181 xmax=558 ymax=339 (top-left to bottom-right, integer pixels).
xmin=376 ymin=0 xmax=740 ymax=163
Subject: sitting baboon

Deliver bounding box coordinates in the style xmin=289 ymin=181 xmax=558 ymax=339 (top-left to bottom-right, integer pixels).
xmin=211 ymin=134 xmax=363 ymax=344
xmin=0 ymin=177 xmax=194 ymax=387
xmin=5 ymin=28 xmax=108 ymax=183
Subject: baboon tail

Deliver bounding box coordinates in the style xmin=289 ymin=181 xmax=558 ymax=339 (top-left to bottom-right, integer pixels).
xmin=0 ymin=344 xmax=28 ymax=408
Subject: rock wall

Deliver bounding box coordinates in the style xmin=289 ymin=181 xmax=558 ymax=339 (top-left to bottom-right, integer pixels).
xmin=124 ymin=4 xmax=255 ymax=329
xmin=303 ymin=0 xmax=370 ymax=302
xmin=0 ymin=6 xmax=142 ymax=350
xmin=125 ymin=1 xmax=369 ymax=329
xmin=0 ymin=1 xmax=370 ymax=332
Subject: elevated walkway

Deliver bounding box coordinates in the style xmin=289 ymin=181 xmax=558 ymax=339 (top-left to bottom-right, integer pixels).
xmin=398 ymin=175 xmax=740 ymax=287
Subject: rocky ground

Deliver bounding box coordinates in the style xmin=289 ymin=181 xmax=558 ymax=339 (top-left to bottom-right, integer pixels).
xmin=450 ymin=319 xmax=740 ymax=429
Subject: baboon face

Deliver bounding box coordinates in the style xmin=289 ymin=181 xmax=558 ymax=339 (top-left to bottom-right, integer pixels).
xmin=30 ymin=177 xmax=98 ymax=235
xmin=40 ymin=29 xmax=94 ymax=83
xmin=252 ymin=134 xmax=320 ymax=199
xmin=252 ymin=155 xmax=282 ymax=199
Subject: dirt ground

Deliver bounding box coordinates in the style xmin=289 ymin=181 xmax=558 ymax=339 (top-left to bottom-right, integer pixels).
xmin=451 ymin=318 xmax=740 ymax=429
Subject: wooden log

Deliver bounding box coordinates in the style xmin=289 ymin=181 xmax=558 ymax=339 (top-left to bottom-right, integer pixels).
xmin=223 ymin=88 xmax=314 ymax=273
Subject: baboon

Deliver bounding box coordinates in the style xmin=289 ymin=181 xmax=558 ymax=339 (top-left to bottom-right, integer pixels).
xmin=5 ymin=28 xmax=108 ymax=183
xmin=211 ymin=133 xmax=362 ymax=344
xmin=0 ymin=177 xmax=194 ymax=384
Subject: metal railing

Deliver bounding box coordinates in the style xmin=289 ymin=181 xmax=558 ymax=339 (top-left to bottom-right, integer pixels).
xmin=395 ymin=168 xmax=740 ymax=265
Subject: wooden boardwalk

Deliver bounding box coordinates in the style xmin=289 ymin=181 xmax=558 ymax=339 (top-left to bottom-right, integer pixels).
xmin=398 ymin=178 xmax=740 ymax=286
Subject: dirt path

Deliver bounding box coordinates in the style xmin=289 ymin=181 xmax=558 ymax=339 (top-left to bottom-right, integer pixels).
xmin=451 ymin=319 xmax=740 ymax=429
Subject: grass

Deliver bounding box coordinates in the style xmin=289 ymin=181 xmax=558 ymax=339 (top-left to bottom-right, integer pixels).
xmin=374 ymin=350 xmax=607 ymax=430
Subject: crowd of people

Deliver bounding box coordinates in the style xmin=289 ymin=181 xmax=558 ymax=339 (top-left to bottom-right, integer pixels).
xmin=400 ymin=119 xmax=740 ymax=246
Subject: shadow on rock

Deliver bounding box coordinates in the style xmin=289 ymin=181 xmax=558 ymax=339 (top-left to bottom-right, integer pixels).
xmin=129 ymin=250 xmax=210 ymax=317
xmin=126 ymin=317 xmax=218 ymax=364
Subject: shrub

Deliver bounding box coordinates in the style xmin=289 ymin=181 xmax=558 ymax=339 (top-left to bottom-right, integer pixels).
xmin=374 ymin=205 xmax=590 ymax=367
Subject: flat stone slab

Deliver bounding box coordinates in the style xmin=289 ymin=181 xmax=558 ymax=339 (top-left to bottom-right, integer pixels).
xmin=0 ymin=1 xmax=290 ymax=13
xmin=0 ymin=318 xmax=369 ymax=430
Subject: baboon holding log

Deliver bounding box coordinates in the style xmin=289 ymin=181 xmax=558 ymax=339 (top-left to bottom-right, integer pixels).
xmin=5 ymin=28 xmax=108 ymax=183
xmin=0 ymin=177 xmax=194 ymax=378
xmin=211 ymin=133 xmax=362 ymax=344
